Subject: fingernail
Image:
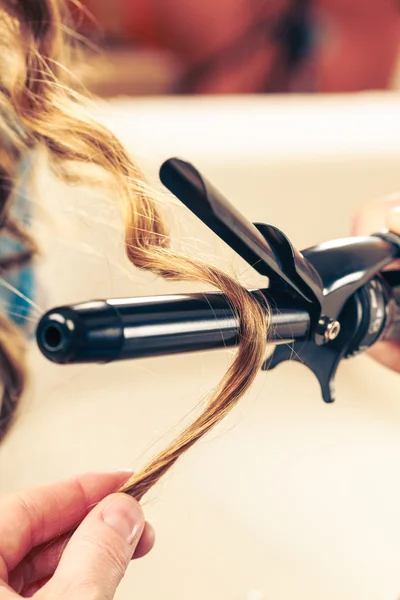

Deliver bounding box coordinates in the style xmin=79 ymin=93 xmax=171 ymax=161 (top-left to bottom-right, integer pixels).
xmin=102 ymin=495 xmax=144 ymax=545
xmin=116 ymin=469 xmax=134 ymax=479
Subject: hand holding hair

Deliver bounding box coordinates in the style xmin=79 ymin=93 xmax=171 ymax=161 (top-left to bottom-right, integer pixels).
xmin=0 ymin=471 xmax=155 ymax=598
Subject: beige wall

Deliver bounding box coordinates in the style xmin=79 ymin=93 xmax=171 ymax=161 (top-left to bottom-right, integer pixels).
xmin=1 ymin=94 xmax=400 ymax=599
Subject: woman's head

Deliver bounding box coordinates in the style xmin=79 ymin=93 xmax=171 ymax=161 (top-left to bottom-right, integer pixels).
xmin=0 ymin=0 xmax=168 ymax=441
xmin=0 ymin=0 xmax=268 ymax=503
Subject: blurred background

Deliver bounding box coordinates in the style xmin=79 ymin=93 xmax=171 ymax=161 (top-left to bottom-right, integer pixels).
xmin=3 ymin=2 xmax=400 ymax=600
xmin=69 ymin=0 xmax=400 ymax=97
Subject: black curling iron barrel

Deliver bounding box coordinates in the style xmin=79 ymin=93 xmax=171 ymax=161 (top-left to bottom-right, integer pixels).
xmin=36 ymin=291 xmax=311 ymax=365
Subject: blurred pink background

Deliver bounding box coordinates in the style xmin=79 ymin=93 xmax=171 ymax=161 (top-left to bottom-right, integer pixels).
xmin=71 ymin=0 xmax=400 ymax=96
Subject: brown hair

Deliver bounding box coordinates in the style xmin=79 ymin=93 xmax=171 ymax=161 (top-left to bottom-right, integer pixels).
xmin=0 ymin=0 xmax=269 ymax=501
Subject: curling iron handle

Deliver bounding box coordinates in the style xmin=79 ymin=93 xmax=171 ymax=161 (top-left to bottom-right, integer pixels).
xmin=383 ymin=280 xmax=400 ymax=342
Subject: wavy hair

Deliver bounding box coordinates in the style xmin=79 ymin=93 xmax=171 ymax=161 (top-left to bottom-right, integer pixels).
xmin=0 ymin=0 xmax=269 ymax=501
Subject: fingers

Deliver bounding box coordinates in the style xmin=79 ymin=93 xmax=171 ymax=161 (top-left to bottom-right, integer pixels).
xmin=367 ymin=340 xmax=400 ymax=374
xmin=8 ymin=521 xmax=155 ymax=594
xmin=44 ymin=493 xmax=145 ymax=599
xmin=352 ymin=196 xmax=400 ymax=373
xmin=132 ymin=521 xmax=156 ymax=559
xmin=0 ymin=470 xmax=133 ymax=574
xmin=0 ymin=580 xmax=18 ymax=600
xmin=22 ymin=576 xmax=50 ymax=598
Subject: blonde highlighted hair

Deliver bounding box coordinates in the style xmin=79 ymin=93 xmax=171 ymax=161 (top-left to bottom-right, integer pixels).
xmin=0 ymin=0 xmax=269 ymax=501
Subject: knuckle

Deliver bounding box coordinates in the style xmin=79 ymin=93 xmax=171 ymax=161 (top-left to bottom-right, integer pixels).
xmin=81 ymin=534 xmax=129 ymax=574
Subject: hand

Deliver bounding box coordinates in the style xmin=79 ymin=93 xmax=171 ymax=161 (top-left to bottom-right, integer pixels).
xmin=0 ymin=471 xmax=155 ymax=598
xmin=353 ymin=197 xmax=400 ymax=373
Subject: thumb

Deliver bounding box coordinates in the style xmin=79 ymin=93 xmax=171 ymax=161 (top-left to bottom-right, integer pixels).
xmin=46 ymin=493 xmax=145 ymax=599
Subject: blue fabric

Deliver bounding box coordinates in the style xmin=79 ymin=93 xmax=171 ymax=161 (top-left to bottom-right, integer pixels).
xmin=0 ymin=155 xmax=36 ymax=337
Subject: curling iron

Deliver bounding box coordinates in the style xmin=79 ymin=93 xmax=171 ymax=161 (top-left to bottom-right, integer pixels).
xmin=36 ymin=158 xmax=400 ymax=403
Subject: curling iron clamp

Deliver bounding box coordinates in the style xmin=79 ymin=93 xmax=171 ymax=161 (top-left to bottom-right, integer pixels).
xmin=36 ymin=159 xmax=400 ymax=403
